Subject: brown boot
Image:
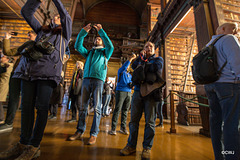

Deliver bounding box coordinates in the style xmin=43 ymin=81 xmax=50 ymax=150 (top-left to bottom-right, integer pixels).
xmin=15 ymin=145 xmax=40 ymax=160
xmin=141 ymin=148 xmax=151 ymax=160
xmin=0 ymin=142 xmax=26 ymax=159
xmin=87 ymin=136 xmax=96 ymax=145
xmin=120 ymin=145 xmax=136 ymax=156
xmin=69 ymin=132 xmax=82 ymax=141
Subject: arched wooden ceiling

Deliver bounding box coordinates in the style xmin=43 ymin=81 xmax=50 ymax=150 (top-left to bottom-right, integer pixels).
xmin=80 ymin=0 xmax=147 ymax=19
xmin=0 ymin=0 xmax=160 ymax=21
xmin=85 ymin=1 xmax=140 ymax=25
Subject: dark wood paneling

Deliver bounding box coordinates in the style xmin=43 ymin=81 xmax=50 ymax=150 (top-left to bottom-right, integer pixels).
xmin=194 ymin=1 xmax=213 ymax=50
xmin=85 ymin=1 xmax=140 ymax=25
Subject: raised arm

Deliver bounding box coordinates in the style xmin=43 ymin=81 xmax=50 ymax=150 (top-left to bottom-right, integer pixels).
xmin=52 ymin=0 xmax=72 ymax=41
xmin=3 ymin=39 xmax=18 ymax=56
xmin=94 ymin=24 xmax=114 ymax=60
xmin=74 ymin=24 xmax=91 ymax=58
xmin=21 ymin=0 xmax=42 ymax=34
xmin=118 ymin=54 xmax=136 ymax=73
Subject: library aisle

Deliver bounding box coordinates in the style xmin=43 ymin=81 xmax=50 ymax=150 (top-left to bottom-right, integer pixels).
xmin=0 ymin=107 xmax=214 ymax=160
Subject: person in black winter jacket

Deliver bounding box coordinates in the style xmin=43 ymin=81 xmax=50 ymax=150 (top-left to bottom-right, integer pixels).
xmin=0 ymin=0 xmax=72 ymax=159
xmin=120 ymin=42 xmax=164 ymax=159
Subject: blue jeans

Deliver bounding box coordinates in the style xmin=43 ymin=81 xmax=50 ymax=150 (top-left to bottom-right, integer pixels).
xmin=76 ymin=78 xmax=103 ymax=137
xmin=157 ymin=100 xmax=164 ymax=125
xmin=127 ymin=91 xmax=158 ymax=149
xmin=102 ymin=94 xmax=111 ymax=116
xmin=205 ymin=83 xmax=240 ymax=160
xmin=20 ymin=80 xmax=54 ymax=147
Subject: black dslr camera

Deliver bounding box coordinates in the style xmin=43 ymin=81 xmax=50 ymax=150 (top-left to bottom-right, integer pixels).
xmin=35 ymin=38 xmax=55 ymax=55
xmin=89 ymin=24 xmax=97 ymax=35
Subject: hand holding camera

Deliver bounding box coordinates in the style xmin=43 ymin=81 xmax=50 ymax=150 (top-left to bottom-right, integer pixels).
xmin=5 ymin=32 xmax=12 ymax=39
xmin=93 ymin=24 xmax=102 ymax=32
xmin=83 ymin=23 xmax=92 ymax=32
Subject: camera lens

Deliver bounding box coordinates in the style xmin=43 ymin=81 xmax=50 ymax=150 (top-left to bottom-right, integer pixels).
xmin=11 ymin=32 xmax=18 ymax=36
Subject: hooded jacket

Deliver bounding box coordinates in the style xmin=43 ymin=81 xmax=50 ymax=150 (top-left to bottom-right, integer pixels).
xmin=13 ymin=0 xmax=72 ymax=86
xmin=75 ymin=29 xmax=114 ymax=82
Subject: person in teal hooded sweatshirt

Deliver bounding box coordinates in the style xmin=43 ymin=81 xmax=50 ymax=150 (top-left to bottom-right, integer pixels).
xmin=69 ymin=23 xmax=114 ymax=145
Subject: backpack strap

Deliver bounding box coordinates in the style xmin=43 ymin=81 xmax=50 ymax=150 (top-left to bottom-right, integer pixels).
xmin=211 ymin=35 xmax=227 ymax=73
xmin=210 ymin=34 xmax=225 ymax=46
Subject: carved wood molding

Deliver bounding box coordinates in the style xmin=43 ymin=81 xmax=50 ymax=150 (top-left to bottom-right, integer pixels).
xmin=149 ymin=0 xmax=197 ymax=44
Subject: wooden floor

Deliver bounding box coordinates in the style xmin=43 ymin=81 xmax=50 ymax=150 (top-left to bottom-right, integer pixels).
xmin=0 ymin=106 xmax=214 ymax=160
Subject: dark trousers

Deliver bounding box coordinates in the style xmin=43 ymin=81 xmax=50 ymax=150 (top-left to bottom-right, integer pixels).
xmin=5 ymin=75 xmax=21 ymax=125
xmin=70 ymin=95 xmax=78 ymax=120
xmin=20 ymin=80 xmax=54 ymax=147
xmin=50 ymin=104 xmax=58 ymax=117
xmin=111 ymin=91 xmax=131 ymax=131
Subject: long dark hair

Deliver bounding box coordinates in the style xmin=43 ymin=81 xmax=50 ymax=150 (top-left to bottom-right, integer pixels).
xmin=41 ymin=25 xmax=62 ymax=34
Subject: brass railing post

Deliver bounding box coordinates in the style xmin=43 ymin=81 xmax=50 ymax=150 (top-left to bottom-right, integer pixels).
xmin=170 ymin=90 xmax=176 ymax=133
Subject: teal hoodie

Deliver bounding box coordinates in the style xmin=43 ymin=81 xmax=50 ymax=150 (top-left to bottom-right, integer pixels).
xmin=75 ymin=29 xmax=114 ymax=82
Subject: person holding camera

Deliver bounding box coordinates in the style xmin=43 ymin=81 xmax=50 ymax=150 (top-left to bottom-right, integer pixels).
xmin=0 ymin=31 xmax=37 ymax=134
xmin=0 ymin=0 xmax=72 ymax=159
xmin=120 ymin=42 xmax=164 ymax=160
xmin=69 ymin=23 xmax=114 ymax=145
xmin=108 ymin=54 xmax=136 ymax=136
xmin=0 ymin=55 xmax=14 ymax=124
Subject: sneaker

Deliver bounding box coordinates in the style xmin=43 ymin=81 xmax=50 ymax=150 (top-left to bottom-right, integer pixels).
xmin=0 ymin=123 xmax=13 ymax=133
xmin=108 ymin=130 xmax=117 ymax=135
xmin=119 ymin=128 xmax=129 ymax=135
xmin=15 ymin=145 xmax=40 ymax=160
xmin=69 ymin=132 xmax=82 ymax=141
xmin=65 ymin=119 xmax=77 ymax=123
xmin=120 ymin=145 xmax=136 ymax=156
xmin=0 ymin=142 xmax=26 ymax=159
xmin=87 ymin=136 xmax=96 ymax=145
xmin=141 ymin=148 xmax=151 ymax=160
xmin=48 ymin=115 xmax=53 ymax=119
xmin=155 ymin=123 xmax=164 ymax=128
xmin=48 ymin=115 xmax=57 ymax=120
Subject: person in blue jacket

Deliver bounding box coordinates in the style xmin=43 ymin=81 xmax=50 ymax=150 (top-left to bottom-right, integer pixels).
xmin=69 ymin=23 xmax=114 ymax=145
xmin=108 ymin=53 xmax=136 ymax=136
xmin=0 ymin=0 xmax=72 ymax=159
xmin=120 ymin=42 xmax=164 ymax=160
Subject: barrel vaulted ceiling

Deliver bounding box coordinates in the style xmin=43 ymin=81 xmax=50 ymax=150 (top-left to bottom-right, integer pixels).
xmin=0 ymin=0 xmax=160 ymax=22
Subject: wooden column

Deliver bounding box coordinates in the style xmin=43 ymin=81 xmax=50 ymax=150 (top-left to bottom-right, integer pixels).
xmin=161 ymin=0 xmax=166 ymax=12
xmin=193 ymin=0 xmax=214 ymax=49
xmin=193 ymin=0 xmax=215 ymax=137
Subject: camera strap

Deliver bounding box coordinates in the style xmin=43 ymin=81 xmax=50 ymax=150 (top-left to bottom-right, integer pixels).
xmin=40 ymin=32 xmax=57 ymax=46
xmin=59 ymin=31 xmax=65 ymax=64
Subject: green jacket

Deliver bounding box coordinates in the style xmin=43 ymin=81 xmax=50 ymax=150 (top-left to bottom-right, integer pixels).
xmin=3 ymin=39 xmax=18 ymax=56
xmin=75 ymin=29 xmax=114 ymax=82
xmin=3 ymin=39 xmax=20 ymax=72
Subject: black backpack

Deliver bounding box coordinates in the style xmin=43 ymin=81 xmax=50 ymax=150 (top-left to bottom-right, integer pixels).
xmin=192 ymin=35 xmax=227 ymax=84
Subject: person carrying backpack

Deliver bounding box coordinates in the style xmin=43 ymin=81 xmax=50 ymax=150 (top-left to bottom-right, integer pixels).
xmin=204 ymin=22 xmax=240 ymax=160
